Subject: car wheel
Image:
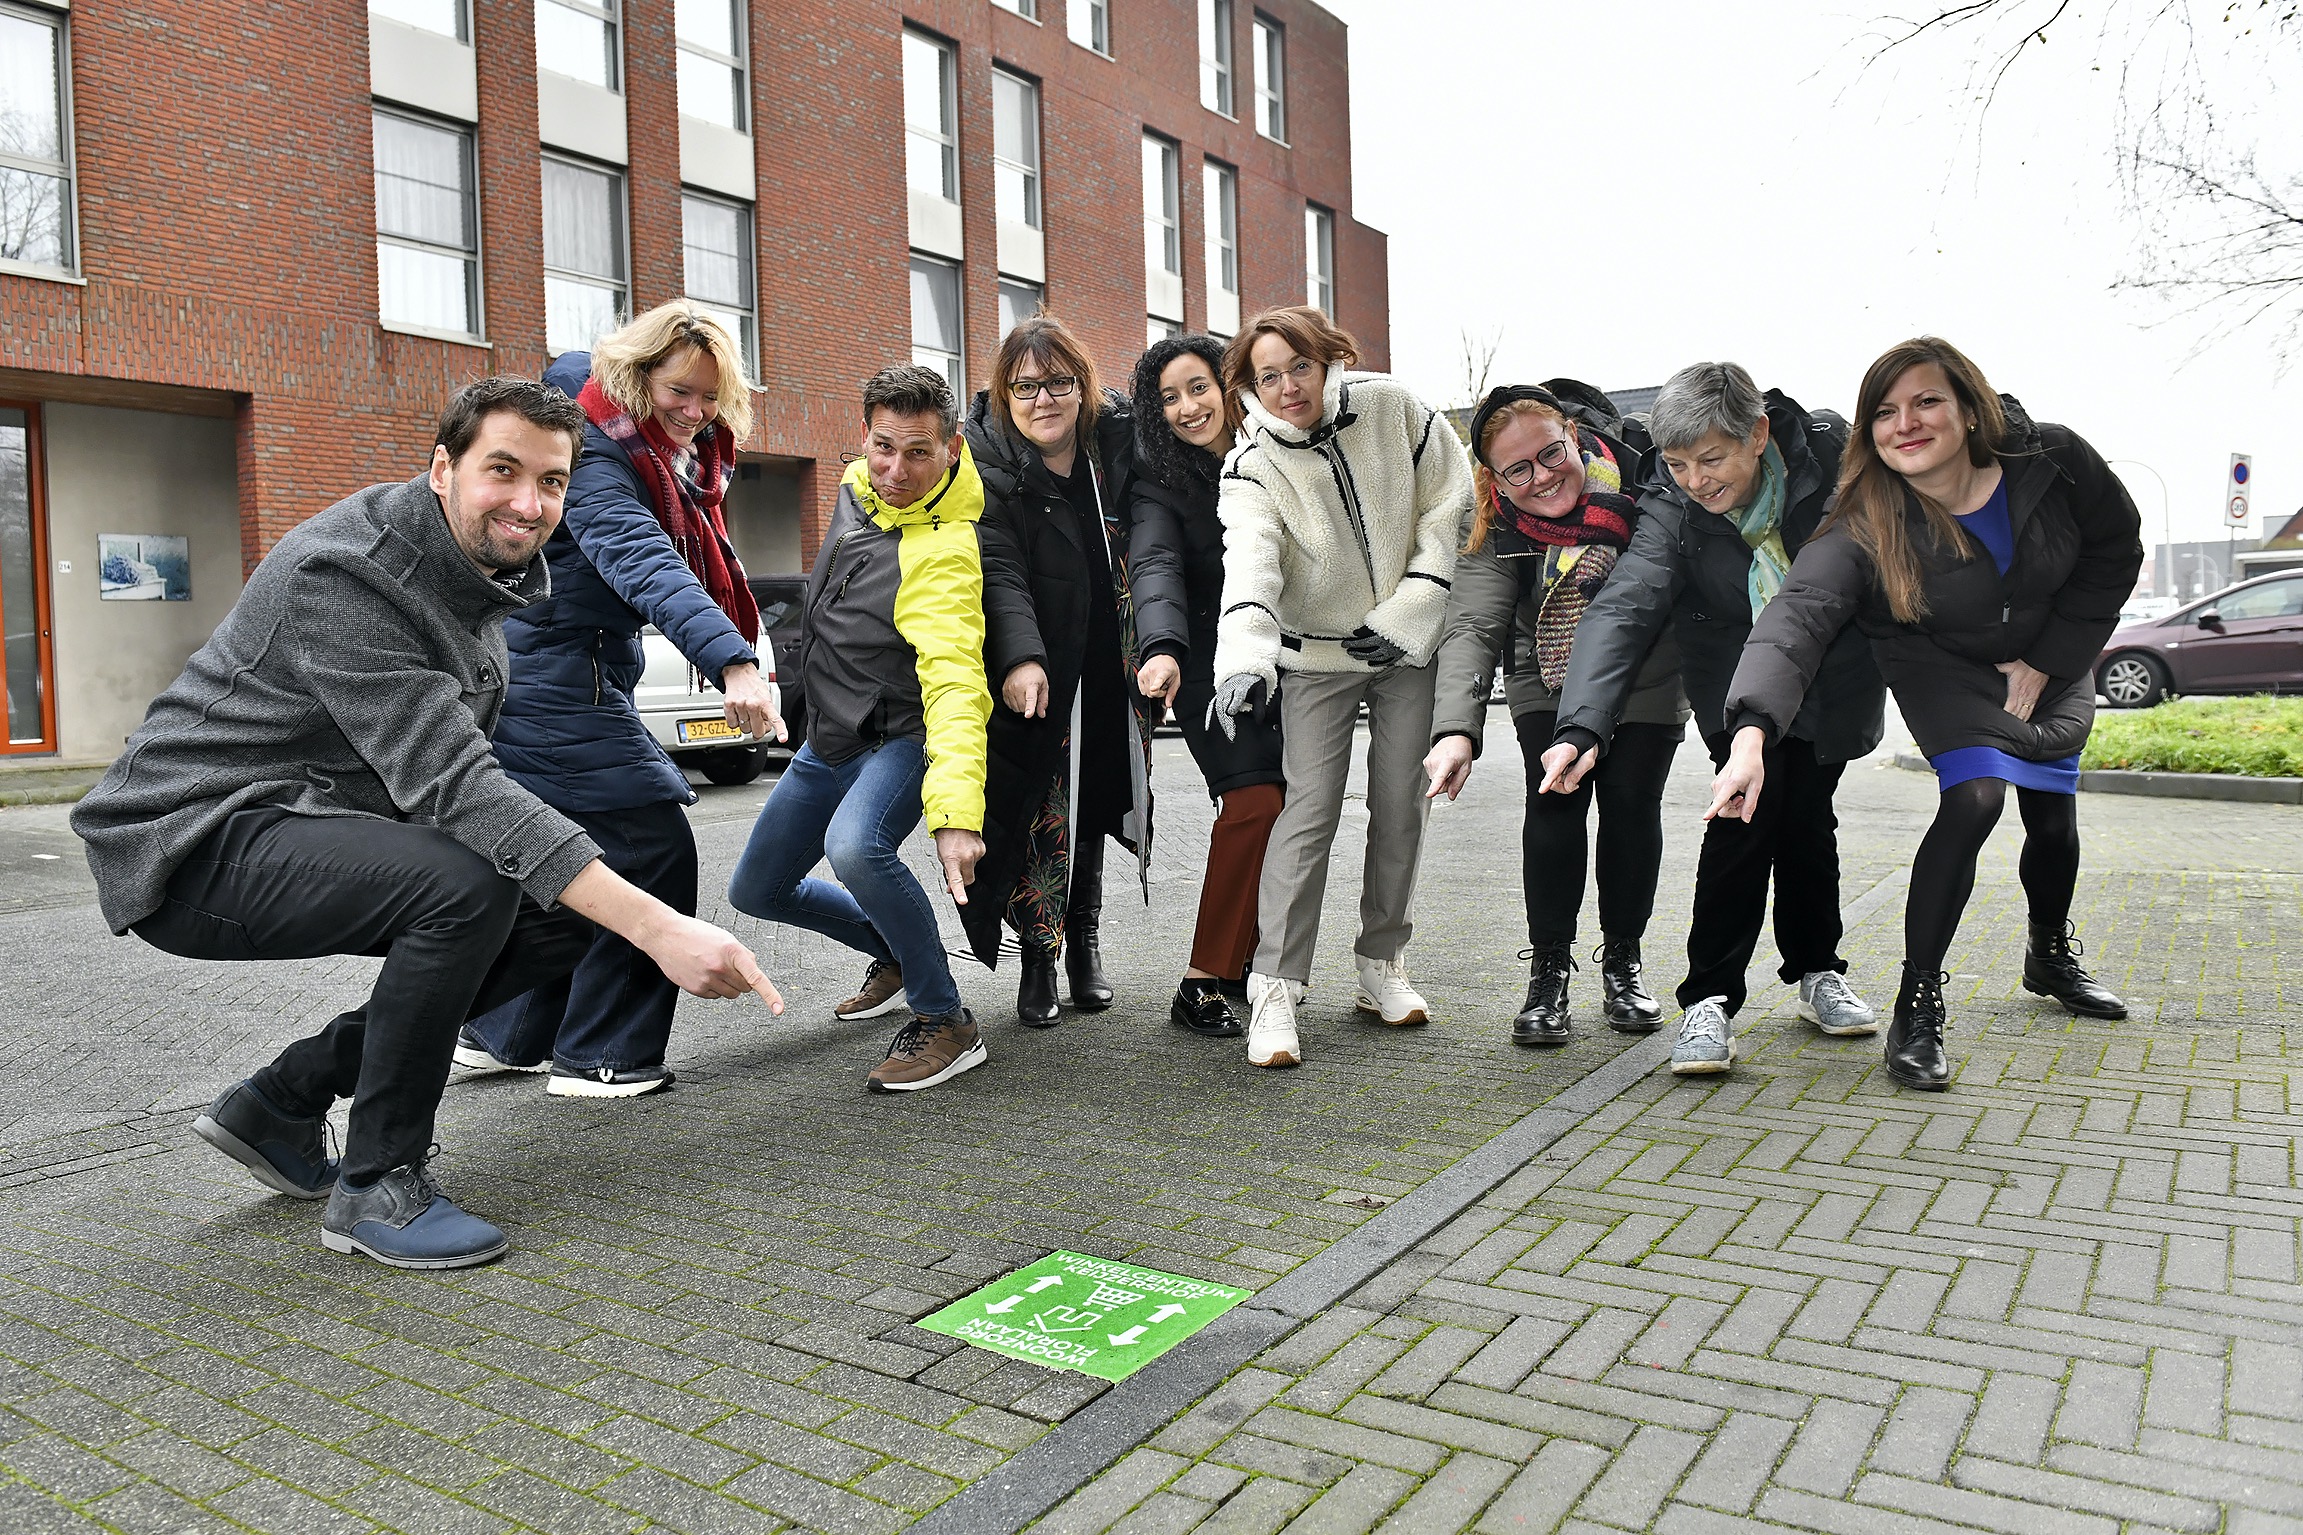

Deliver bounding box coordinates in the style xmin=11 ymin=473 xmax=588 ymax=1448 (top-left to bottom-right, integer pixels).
xmin=696 ymin=744 xmax=767 ymax=786
xmin=2097 ymin=652 xmax=2170 ymax=709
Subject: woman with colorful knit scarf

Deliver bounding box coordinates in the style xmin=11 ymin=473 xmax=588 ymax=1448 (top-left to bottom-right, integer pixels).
xmin=457 ymin=303 xmax=779 ymax=1099
xmin=1424 ymin=384 xmax=1688 ymax=1048
xmin=1546 ymin=363 xmax=1885 ymax=1078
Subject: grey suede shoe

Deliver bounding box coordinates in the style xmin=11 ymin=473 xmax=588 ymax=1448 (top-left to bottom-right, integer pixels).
xmin=320 ymin=1157 xmax=507 ymax=1270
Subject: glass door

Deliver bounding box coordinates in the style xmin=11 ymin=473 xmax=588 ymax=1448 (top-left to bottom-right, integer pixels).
xmin=0 ymin=404 xmax=57 ymax=753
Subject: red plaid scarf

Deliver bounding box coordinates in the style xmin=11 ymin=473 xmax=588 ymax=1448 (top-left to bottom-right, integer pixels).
xmin=576 ymin=376 xmax=759 ymax=644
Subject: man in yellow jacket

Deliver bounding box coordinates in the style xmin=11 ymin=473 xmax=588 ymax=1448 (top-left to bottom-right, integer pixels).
xmin=727 ymin=366 xmax=995 ymax=1091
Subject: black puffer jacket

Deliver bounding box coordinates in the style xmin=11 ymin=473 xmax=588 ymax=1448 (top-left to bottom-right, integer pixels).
xmin=1555 ymin=390 xmax=1885 ymax=762
xmin=1129 ymin=449 xmax=1285 ymax=799
xmin=965 ymin=390 xmax=1156 ymax=963
xmin=1725 ymin=400 xmax=2142 ymax=762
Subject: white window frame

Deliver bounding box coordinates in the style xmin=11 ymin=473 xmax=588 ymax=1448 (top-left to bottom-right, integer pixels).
xmin=537 ymin=0 xmax=622 ymax=93
xmin=1202 ymin=159 xmax=1238 ymax=331
xmin=541 ymin=153 xmax=629 ymax=358
xmin=370 ymin=0 xmax=468 ymax=41
xmin=681 ymin=188 xmax=758 ymax=375
xmin=1067 ymin=0 xmax=1110 ymax=56
xmin=1199 ymin=0 xmax=1234 ymax=117
xmin=675 ymin=0 xmax=749 ymax=133
xmin=1305 ymin=203 xmax=1334 ymax=314
xmin=910 ymin=252 xmax=965 ymax=398
xmin=991 ymin=0 xmax=1039 ymax=18
xmin=1144 ymin=135 xmax=1180 ymax=279
xmin=373 ymin=105 xmax=483 ymax=340
xmin=992 ymin=69 xmax=1042 ymax=232
xmin=1252 ymin=13 xmax=1286 ymax=143
xmin=1147 ymin=316 xmax=1180 ymax=347
xmin=0 ymin=0 xmax=78 ymax=280
xmin=904 ymin=28 xmax=959 ymax=203
xmin=998 ymin=276 xmax=1043 ymax=339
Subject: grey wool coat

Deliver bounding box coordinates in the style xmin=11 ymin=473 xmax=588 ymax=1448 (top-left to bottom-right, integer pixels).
xmin=72 ymin=476 xmax=603 ymax=935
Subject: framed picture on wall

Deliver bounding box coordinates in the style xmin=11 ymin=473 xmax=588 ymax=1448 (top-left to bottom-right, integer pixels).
xmin=98 ymin=534 xmax=191 ymax=601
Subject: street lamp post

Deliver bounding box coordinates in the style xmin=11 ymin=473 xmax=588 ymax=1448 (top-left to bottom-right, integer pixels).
xmin=2109 ymin=459 xmax=2173 ymax=597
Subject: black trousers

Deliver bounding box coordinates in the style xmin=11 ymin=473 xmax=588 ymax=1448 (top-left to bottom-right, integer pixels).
xmin=1680 ymin=733 xmax=1848 ymax=1015
xmin=1515 ymin=714 xmax=1680 ymax=950
xmin=465 ymin=799 xmax=695 ymax=1071
xmin=132 ymin=808 xmax=593 ymax=1183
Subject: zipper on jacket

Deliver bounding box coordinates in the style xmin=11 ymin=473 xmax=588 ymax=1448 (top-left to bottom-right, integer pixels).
xmin=1317 ymin=442 xmax=1382 ymax=599
xmin=589 ymin=632 xmax=602 ymax=706
xmin=814 ymin=522 xmax=873 ymax=612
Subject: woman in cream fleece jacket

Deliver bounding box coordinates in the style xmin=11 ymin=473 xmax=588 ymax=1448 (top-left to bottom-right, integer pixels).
xmin=1207 ymin=306 xmax=1474 ymax=1069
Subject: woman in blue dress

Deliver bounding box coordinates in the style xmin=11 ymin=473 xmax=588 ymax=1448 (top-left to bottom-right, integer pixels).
xmin=1712 ymin=337 xmax=2143 ymax=1091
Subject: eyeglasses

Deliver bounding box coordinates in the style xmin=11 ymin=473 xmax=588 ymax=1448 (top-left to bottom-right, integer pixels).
xmin=1254 ymin=357 xmax=1319 ymax=395
xmin=1008 ymin=375 xmax=1079 ymax=401
xmin=1490 ymin=438 xmax=1574 ymax=487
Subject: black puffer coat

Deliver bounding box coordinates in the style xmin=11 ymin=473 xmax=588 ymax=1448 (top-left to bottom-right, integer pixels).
xmin=1128 ymin=450 xmax=1285 ymax=799
xmin=1555 ymin=390 xmax=1885 ymax=763
xmin=965 ymin=390 xmax=1157 ymax=964
xmin=1726 ymin=400 xmax=2142 ymax=762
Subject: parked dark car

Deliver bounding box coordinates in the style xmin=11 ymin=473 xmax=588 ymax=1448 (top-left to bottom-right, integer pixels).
xmin=637 ymin=573 xmax=808 ymax=784
xmin=2095 ymin=570 xmax=2303 ymax=707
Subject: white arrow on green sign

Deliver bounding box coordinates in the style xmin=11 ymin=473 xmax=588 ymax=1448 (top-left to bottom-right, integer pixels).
xmin=914 ymin=1250 xmax=1253 ymax=1381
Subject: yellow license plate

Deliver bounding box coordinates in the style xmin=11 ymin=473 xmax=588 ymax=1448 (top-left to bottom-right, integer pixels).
xmin=677 ymin=717 xmax=741 ymax=743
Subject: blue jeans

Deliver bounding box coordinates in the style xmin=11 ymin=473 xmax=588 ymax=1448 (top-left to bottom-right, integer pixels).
xmin=726 ymin=738 xmax=961 ymax=1017
xmin=465 ymin=800 xmax=696 ymax=1071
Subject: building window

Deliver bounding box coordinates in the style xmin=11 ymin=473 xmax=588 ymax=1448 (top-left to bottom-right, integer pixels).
xmin=0 ymin=4 xmax=75 ymax=274
xmin=1202 ymin=160 xmax=1238 ymax=331
xmin=542 ymin=156 xmax=627 ymax=358
xmin=374 ymin=108 xmax=479 ymax=337
xmin=370 ymin=0 xmax=466 ymax=40
xmin=1147 ymin=317 xmax=1180 ymax=347
xmin=1142 ymin=135 xmax=1180 ymax=281
xmin=903 ymin=30 xmax=957 ymax=202
xmin=1198 ymin=0 xmax=1233 ymax=116
xmin=911 ymin=254 xmax=964 ymax=397
xmin=999 ymin=277 xmax=1042 ymax=339
xmin=1305 ymin=203 xmax=1334 ymax=313
xmin=992 ymin=70 xmax=1041 ymax=230
xmin=537 ymin=0 xmax=619 ymax=91
xmin=991 ymin=0 xmax=1038 ymax=17
xmin=1252 ymin=13 xmax=1285 ymax=142
xmin=682 ymin=190 xmax=756 ymax=374
xmin=1067 ymin=0 xmax=1109 ymax=55
xmin=675 ymin=0 xmax=747 ymax=131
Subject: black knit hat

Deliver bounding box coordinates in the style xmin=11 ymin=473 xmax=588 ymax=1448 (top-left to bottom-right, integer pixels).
xmin=1465 ymin=383 xmax=1564 ymax=462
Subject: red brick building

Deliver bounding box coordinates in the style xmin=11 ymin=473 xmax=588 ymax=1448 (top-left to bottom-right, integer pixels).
xmin=0 ymin=0 xmax=1386 ymax=760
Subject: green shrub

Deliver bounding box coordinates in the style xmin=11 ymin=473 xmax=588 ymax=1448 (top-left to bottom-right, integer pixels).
xmin=2081 ymin=695 xmax=2303 ymax=777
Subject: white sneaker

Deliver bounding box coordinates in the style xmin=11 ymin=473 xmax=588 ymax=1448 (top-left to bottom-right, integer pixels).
xmin=452 ymin=1028 xmax=547 ymax=1075
xmin=1797 ymin=971 xmax=1879 ymax=1036
xmin=1354 ymin=955 xmax=1430 ymax=1027
xmin=1669 ymin=998 xmax=1736 ymax=1075
xmin=1245 ymin=974 xmax=1302 ymax=1068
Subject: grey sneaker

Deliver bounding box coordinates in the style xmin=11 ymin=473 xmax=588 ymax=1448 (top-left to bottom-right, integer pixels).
xmin=1797 ymin=971 xmax=1879 ymax=1036
xmin=1669 ymin=997 xmax=1736 ymax=1076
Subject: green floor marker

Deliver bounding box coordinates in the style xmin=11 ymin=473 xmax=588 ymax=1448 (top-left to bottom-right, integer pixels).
xmin=915 ymin=1251 xmax=1253 ymax=1381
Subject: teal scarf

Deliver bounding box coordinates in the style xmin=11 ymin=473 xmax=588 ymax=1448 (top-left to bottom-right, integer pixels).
xmin=1737 ymin=442 xmax=1793 ymax=620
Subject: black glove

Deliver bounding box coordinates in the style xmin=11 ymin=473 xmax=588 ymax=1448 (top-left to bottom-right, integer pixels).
xmin=1341 ymin=626 xmax=1407 ymax=668
xmin=1205 ymin=673 xmax=1269 ymax=741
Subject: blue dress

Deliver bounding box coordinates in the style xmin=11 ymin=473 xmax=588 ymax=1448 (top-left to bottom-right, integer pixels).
xmin=1932 ymin=476 xmax=2080 ymax=794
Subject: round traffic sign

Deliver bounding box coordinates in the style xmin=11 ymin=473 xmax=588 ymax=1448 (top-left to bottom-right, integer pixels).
xmin=2233 ymin=462 xmax=2251 ymax=485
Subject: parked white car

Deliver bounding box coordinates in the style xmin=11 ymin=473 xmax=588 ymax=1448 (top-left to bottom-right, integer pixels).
xmin=634 ymin=575 xmax=806 ymax=785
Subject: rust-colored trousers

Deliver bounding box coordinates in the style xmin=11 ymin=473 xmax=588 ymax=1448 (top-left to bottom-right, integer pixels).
xmin=1189 ymin=782 xmax=1285 ymax=980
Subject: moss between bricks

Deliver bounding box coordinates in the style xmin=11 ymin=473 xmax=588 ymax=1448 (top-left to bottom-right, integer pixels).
xmin=2081 ymin=695 xmax=2303 ymax=777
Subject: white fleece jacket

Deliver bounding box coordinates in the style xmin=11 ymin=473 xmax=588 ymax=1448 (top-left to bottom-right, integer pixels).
xmin=1213 ymin=368 xmax=1472 ymax=689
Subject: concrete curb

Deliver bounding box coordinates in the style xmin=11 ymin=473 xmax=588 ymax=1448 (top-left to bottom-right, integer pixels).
xmin=1889 ymin=752 xmax=2303 ymax=804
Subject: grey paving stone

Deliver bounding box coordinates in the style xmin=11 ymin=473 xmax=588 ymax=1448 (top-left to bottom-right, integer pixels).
xmin=2056 ymin=1360 xmax=2146 ymax=1449
xmin=1854 ymin=1469 xmax=2119 ymax=1535
xmin=1774 ymin=1399 xmax=1886 ymax=1496
xmin=1280 ymin=1335 xmax=1411 ymax=1415
xmin=1278 ymin=1461 xmax=1416 ymax=1535
xmin=1199 ymin=1476 xmax=1318 ymax=1535
xmin=1474 ymin=1438 xmax=1610 ymax=1534
xmin=1675 ymin=1410 xmax=1797 ymax=1513
xmin=1951 ymin=1455 xmax=2222 ymax=1531
xmin=1572 ymin=1422 xmax=1705 ymax=1528
xmin=1368 ymin=1450 xmax=1513 ymax=1533
xmin=1865 ymin=1384 xmax=1972 ymax=1482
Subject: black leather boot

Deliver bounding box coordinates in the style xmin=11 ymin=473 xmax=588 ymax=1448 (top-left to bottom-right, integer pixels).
xmin=1171 ymin=978 xmax=1243 ymax=1037
xmin=1018 ymin=945 xmax=1061 ymax=1028
xmin=1597 ymin=937 xmax=1663 ymax=1033
xmin=1512 ymin=945 xmax=1575 ymax=1047
xmin=2023 ymin=920 xmax=2127 ymax=1019
xmin=1885 ymin=961 xmax=1951 ymax=1091
xmin=1065 ymin=838 xmax=1112 ymax=1011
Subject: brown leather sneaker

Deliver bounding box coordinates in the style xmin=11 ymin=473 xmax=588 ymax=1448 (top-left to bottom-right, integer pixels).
xmin=834 ymin=959 xmax=908 ymax=1020
xmin=866 ymin=1009 xmax=986 ymax=1093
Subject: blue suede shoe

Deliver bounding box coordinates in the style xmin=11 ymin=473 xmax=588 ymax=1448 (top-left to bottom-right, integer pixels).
xmin=320 ymin=1158 xmax=507 ymax=1269
xmin=193 ymin=1080 xmax=338 ymax=1200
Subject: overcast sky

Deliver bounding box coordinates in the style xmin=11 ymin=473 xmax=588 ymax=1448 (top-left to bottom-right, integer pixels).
xmin=1317 ymin=0 xmax=2300 ymax=555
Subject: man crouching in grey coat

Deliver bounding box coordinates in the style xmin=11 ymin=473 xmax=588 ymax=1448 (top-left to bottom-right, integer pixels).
xmin=71 ymin=377 xmax=784 ymax=1270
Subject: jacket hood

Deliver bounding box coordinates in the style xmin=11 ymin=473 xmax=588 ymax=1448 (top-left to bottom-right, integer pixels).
xmin=544 ymin=350 xmax=593 ymax=397
xmin=964 ymin=387 xmax=1132 ymax=502
xmin=1240 ymin=364 xmax=1359 ymax=446
xmin=843 ymin=439 xmax=986 ymax=529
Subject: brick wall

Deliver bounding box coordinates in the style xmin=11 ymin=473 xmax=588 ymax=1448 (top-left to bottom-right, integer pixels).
xmin=0 ymin=0 xmax=1387 ymax=572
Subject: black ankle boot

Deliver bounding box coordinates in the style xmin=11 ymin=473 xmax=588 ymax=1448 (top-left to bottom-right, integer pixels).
xmin=1064 ymin=840 xmax=1112 ymax=1011
xmin=2022 ymin=920 xmax=2126 ymax=1019
xmin=1018 ymin=946 xmax=1061 ymax=1028
xmin=1171 ymin=978 xmax=1242 ymax=1037
xmin=1597 ymin=937 xmax=1662 ymax=1033
xmin=1885 ymin=961 xmax=1951 ymax=1091
xmin=1512 ymin=946 xmax=1575 ymax=1047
